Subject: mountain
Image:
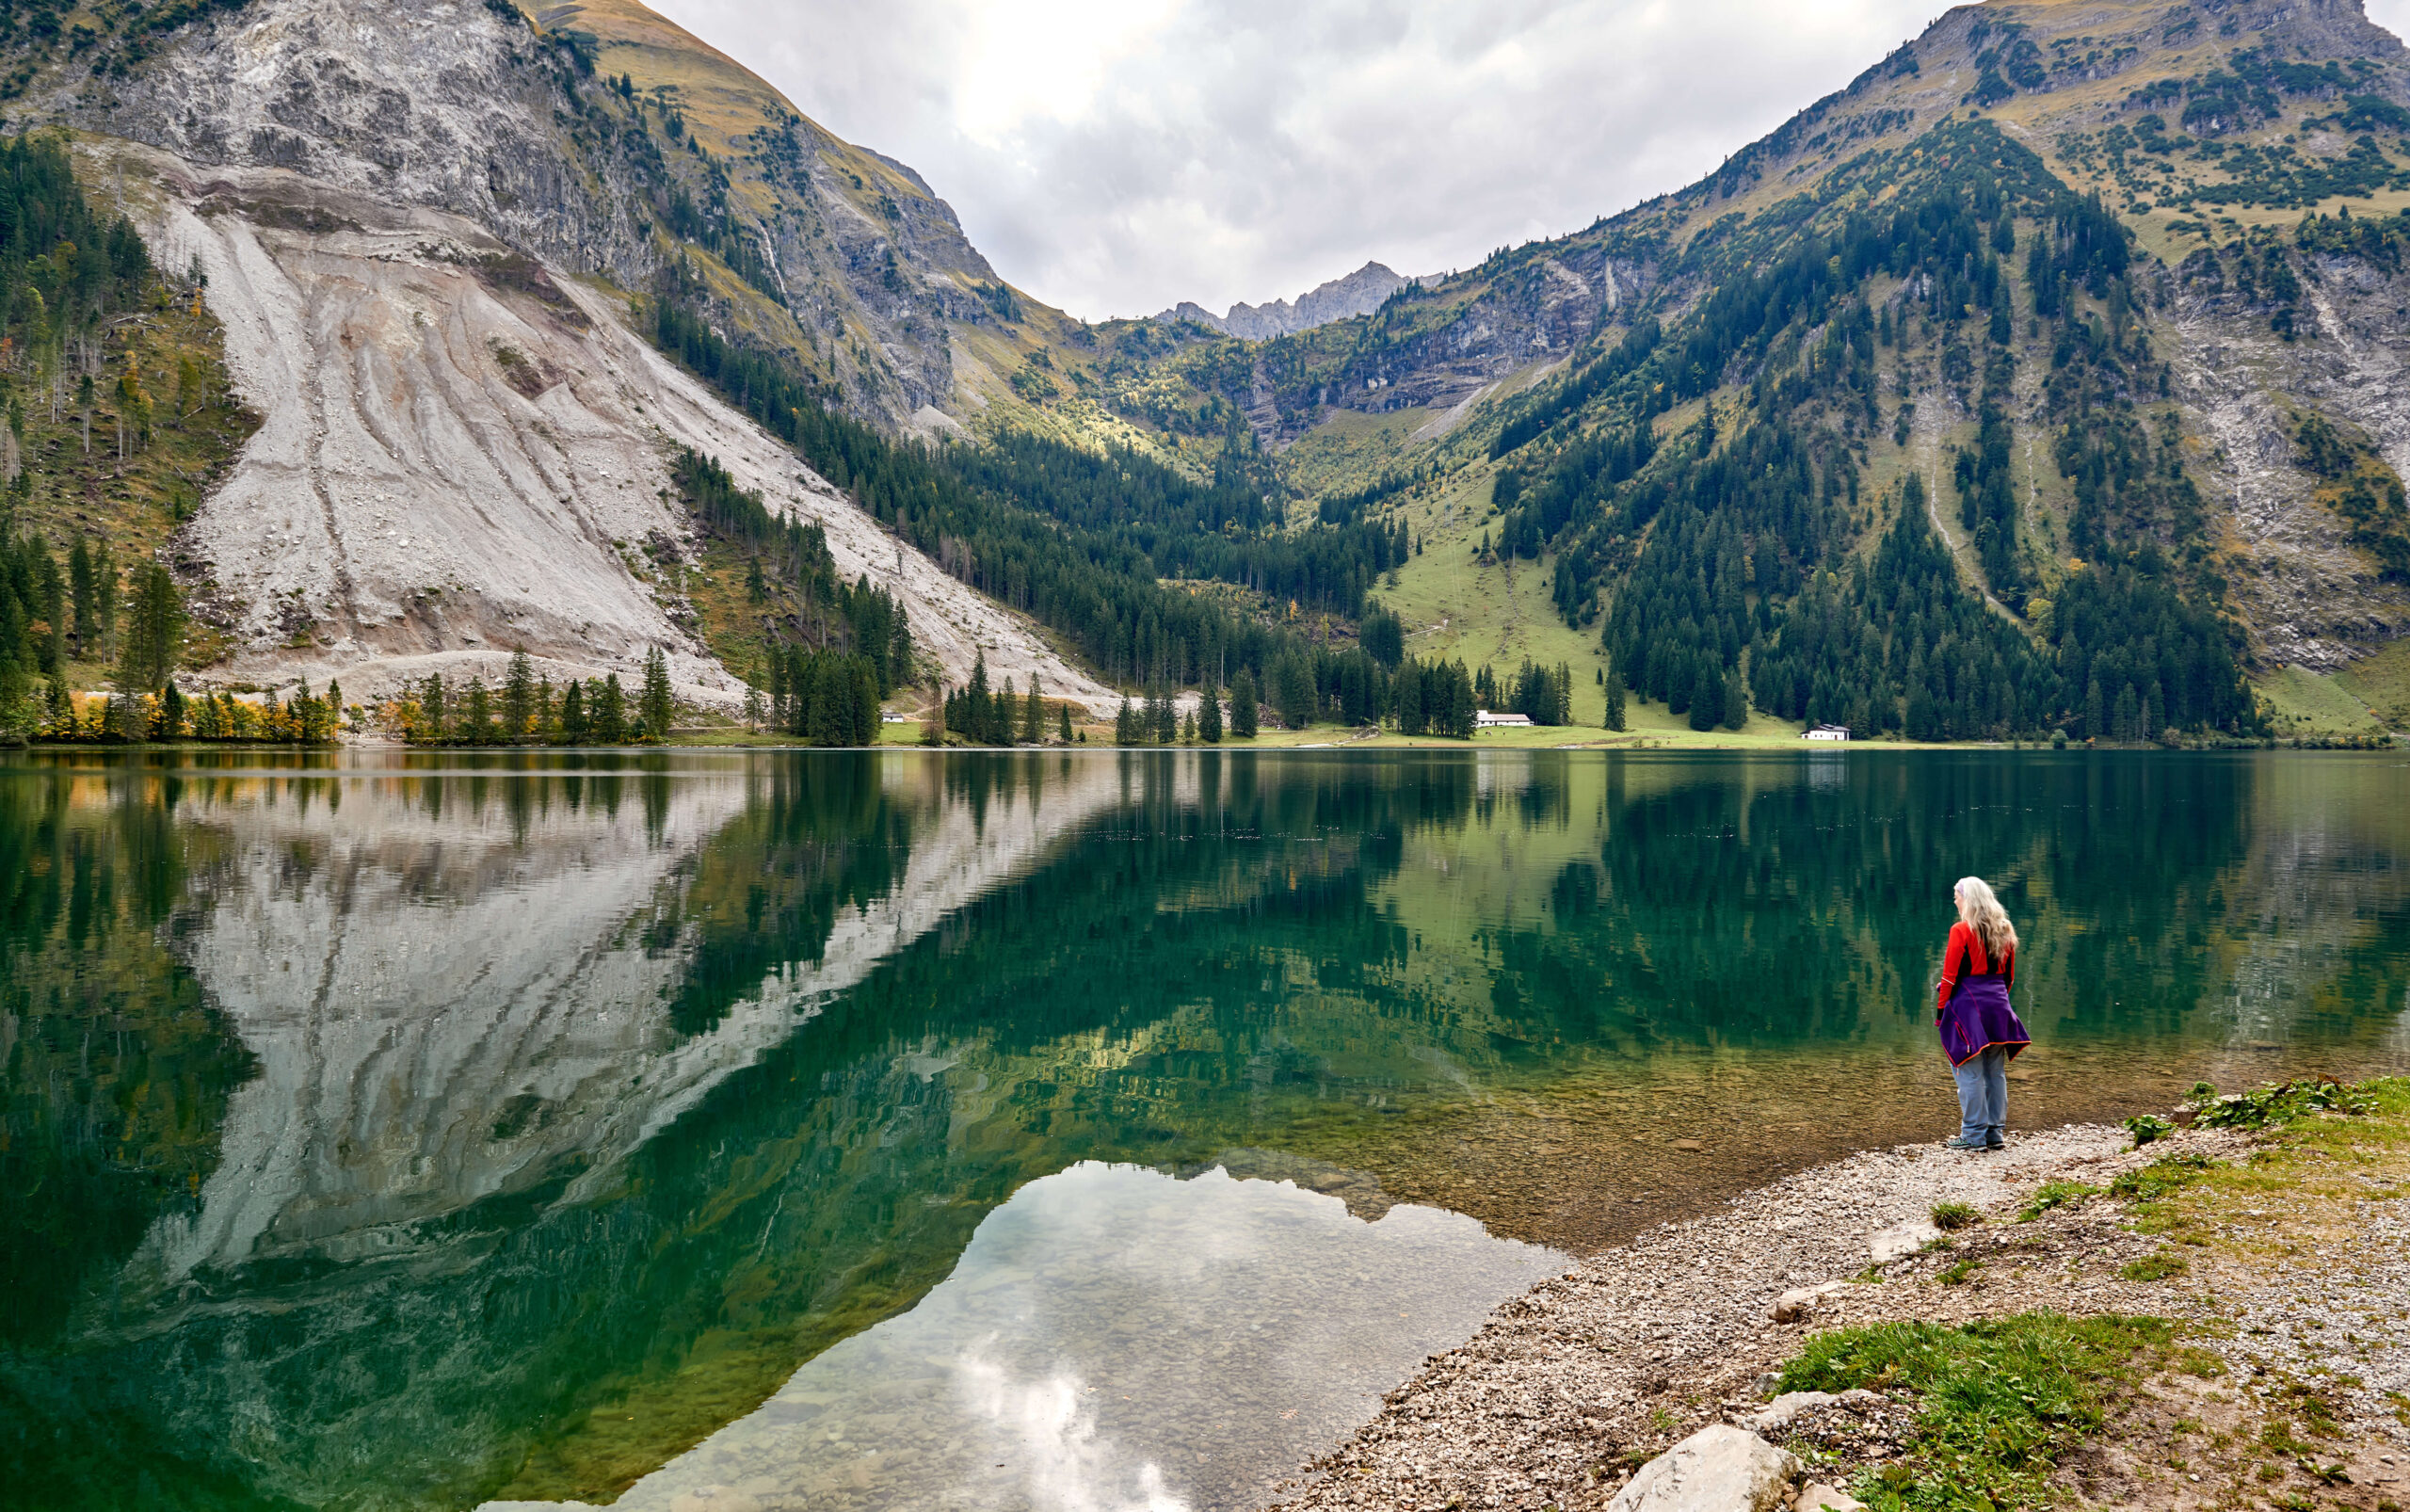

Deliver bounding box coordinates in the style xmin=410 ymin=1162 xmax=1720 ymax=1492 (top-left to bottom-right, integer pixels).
xmin=1154 ymin=260 xmax=1415 ymax=340
xmin=1060 ymin=0 xmax=2410 ymax=732
xmin=5 ymin=0 xmax=2408 ymax=741
xmin=0 ymin=0 xmax=1125 ymax=714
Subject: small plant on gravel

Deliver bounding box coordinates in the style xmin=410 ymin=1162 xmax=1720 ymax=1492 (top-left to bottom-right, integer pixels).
xmin=2194 ymin=1080 xmax=2376 ymax=1130
xmin=2123 ymin=1112 xmax=2175 ymax=1147
xmin=2118 ymin=1250 xmax=2190 ymax=1281
xmin=1775 ymin=1312 xmax=2173 ymax=1510
xmin=2017 ymin=1179 xmax=2098 ymax=1220
xmin=1928 ymin=1201 xmax=1981 ymax=1231
xmin=1936 ymin=1257 xmax=1982 ymax=1286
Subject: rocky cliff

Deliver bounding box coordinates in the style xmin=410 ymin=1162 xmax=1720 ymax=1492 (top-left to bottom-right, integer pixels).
xmin=5 ymin=0 xmax=1120 ymax=708
xmin=1154 ymin=260 xmax=1417 ymax=340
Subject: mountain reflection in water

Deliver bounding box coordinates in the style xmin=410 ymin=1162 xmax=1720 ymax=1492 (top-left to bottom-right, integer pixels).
xmin=2 ymin=748 xmax=2406 ymax=1512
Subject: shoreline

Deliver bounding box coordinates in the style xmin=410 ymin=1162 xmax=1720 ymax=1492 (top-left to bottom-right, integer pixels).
xmin=1268 ymin=1093 xmax=2410 ymax=1512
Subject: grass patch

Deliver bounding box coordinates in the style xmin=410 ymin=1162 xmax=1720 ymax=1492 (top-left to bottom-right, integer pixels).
xmin=2017 ymin=1180 xmax=2098 ymax=1221
xmin=1776 ymin=1312 xmax=2172 ymax=1511
xmin=1929 ymin=1201 xmax=1981 ymax=1231
xmin=1936 ymin=1257 xmax=1983 ymax=1286
xmin=2118 ymin=1250 xmax=2191 ymax=1282
xmin=2109 ymin=1151 xmax=2217 ymax=1206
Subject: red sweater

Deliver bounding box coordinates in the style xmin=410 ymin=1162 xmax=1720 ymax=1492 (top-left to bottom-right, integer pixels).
xmin=1936 ymin=921 xmax=2015 ymax=1015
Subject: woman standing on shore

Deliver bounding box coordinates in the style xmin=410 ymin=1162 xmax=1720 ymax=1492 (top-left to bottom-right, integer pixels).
xmin=1936 ymin=877 xmax=2032 ymax=1150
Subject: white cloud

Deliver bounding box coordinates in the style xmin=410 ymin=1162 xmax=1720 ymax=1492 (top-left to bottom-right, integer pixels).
xmin=651 ymin=0 xmax=2410 ymax=322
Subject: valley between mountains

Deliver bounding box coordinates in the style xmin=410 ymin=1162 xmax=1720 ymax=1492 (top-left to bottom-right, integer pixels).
xmin=3 ymin=0 xmax=2410 ymax=741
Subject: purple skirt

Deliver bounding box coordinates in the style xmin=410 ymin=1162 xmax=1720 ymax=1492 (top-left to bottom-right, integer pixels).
xmin=1938 ymin=974 xmax=2030 ymax=1067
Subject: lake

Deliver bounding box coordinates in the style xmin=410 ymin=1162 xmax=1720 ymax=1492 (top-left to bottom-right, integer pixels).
xmin=4 ymin=748 xmax=2406 ymax=1512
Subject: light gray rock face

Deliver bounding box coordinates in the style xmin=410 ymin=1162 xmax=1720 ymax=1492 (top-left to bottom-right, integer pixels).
xmin=2170 ymin=251 xmax=2410 ymax=668
xmin=35 ymin=0 xmax=648 ymax=285
xmin=97 ymin=139 xmax=1116 ymax=709
xmin=1605 ymin=1424 xmax=1800 ymax=1512
xmin=1155 ymin=261 xmax=1416 ymax=340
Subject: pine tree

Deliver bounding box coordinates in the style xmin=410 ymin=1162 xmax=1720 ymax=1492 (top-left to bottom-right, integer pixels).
xmin=561 ymin=678 xmax=588 ymax=743
xmin=1057 ymin=702 xmax=1073 ymax=744
xmin=326 ymin=678 xmax=343 ymax=737
xmin=420 ymin=673 xmax=447 ymax=743
xmin=595 ymin=674 xmax=627 ymax=743
xmin=1181 ymin=709 xmax=1197 ymax=744
xmin=1722 ymin=665 xmax=1749 ymax=732
xmin=640 ymin=647 xmax=674 ymax=742
xmin=113 ymin=564 xmax=182 ymax=695
xmin=504 ymin=649 xmax=538 ymax=742
xmin=1152 ymin=684 xmax=1178 ymax=744
xmin=997 ymin=677 xmax=1019 ymax=747
xmin=1198 ymin=680 xmax=1222 ymax=743
xmin=1022 ymin=676 xmax=1045 ymax=744
xmin=67 ymin=537 xmax=94 ymax=657
xmin=965 ymin=652 xmax=993 ymax=744
xmin=1603 ymin=662 xmax=1627 ymax=732
xmin=1115 ymin=693 xmax=1137 ymax=745
xmin=1229 ymin=668 xmax=1260 ymax=738
xmin=464 ymin=678 xmax=493 ymax=744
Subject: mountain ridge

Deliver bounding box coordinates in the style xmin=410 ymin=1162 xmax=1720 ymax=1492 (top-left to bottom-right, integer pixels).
xmin=1152 ymin=259 xmax=1416 ymax=340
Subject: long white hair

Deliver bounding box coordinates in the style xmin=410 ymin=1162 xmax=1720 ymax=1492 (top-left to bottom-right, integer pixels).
xmin=1954 ymin=877 xmax=2018 ymax=960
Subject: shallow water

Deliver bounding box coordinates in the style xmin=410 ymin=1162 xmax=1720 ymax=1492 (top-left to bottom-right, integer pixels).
xmin=3 ymin=748 xmax=2405 ymax=1511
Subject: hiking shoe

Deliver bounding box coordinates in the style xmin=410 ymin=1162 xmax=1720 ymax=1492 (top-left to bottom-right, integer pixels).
xmin=1986 ymin=1137 xmax=2006 ymax=1150
xmin=1942 ymin=1136 xmax=1989 ymax=1150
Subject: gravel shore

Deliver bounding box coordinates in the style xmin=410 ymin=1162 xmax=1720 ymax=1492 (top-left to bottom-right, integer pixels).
xmin=1269 ymin=1121 xmax=2410 ymax=1512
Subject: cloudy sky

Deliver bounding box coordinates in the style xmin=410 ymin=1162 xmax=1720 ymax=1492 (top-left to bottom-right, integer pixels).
xmin=651 ymin=0 xmax=2410 ymax=324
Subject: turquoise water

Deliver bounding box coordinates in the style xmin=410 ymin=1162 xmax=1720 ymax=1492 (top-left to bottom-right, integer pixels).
xmin=2 ymin=748 xmax=2405 ymax=1511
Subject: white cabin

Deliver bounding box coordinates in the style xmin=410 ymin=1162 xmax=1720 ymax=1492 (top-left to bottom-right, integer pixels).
xmin=1475 ymin=710 xmax=1535 ymax=729
xmin=1803 ymin=725 xmax=1851 ymax=742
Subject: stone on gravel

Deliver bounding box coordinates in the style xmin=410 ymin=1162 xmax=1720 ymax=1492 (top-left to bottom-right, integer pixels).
xmin=1869 ymin=1219 xmax=1940 ymax=1263
xmin=1606 ymin=1424 xmax=1800 ymax=1511
xmin=1794 ymin=1483 xmax=1867 ymax=1511
xmin=1742 ymin=1391 xmax=1838 ymax=1433
xmin=1770 ymin=1281 xmax=1845 ymax=1322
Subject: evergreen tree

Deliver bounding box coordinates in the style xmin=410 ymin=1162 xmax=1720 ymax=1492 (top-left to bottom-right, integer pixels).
xmin=1229 ymin=668 xmax=1260 ymax=738
xmin=640 ymin=646 xmax=674 ymax=741
xmin=67 ymin=537 xmax=94 ymax=657
xmin=561 ymin=678 xmax=588 ymax=743
xmin=1603 ymin=662 xmax=1628 ymax=731
xmin=1722 ymin=665 xmax=1749 ymax=732
xmin=464 ymin=678 xmax=494 ymax=744
xmin=1022 ymin=676 xmax=1045 ymax=744
xmin=113 ymin=564 xmax=181 ymax=695
xmin=1274 ymin=653 xmax=1315 ymax=730
xmin=1151 ymin=684 xmax=1179 ymax=745
xmin=1057 ymin=702 xmax=1074 ymax=743
xmin=420 ymin=673 xmax=448 ymax=743
xmin=1181 ymin=709 xmax=1197 ymax=744
xmin=1115 ymin=693 xmax=1137 ymax=745
xmin=595 ymin=674 xmax=627 ymax=743
xmin=1198 ymin=680 xmax=1223 ymax=743
xmin=91 ymin=540 xmax=115 ymax=659
xmin=504 ymin=649 xmax=538 ymax=742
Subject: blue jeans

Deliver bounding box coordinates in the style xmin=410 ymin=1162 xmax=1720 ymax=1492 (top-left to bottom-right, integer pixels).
xmin=1952 ymin=1047 xmax=2008 ymax=1145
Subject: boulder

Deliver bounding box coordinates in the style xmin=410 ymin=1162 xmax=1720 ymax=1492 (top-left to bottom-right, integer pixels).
xmin=1869 ymin=1219 xmax=1941 ymax=1263
xmin=1770 ymin=1280 xmax=1846 ymax=1322
xmin=1795 ymin=1483 xmax=1868 ymax=1511
xmin=1742 ymin=1390 xmax=1838 ymax=1434
xmin=1607 ymin=1424 xmax=1801 ymax=1511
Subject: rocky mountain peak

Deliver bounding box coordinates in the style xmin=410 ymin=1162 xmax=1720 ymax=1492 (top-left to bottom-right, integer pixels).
xmin=1154 ymin=260 xmax=1415 ymax=340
